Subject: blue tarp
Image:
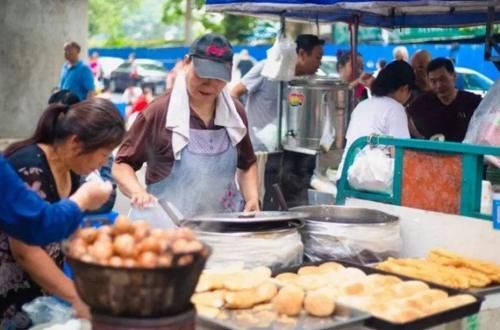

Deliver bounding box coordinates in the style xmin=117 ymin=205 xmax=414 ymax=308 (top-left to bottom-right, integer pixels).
xmin=205 ymin=1 xmax=500 ymax=28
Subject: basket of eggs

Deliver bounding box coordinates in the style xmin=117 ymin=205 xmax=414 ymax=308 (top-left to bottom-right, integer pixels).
xmin=64 ymin=215 xmax=210 ymax=317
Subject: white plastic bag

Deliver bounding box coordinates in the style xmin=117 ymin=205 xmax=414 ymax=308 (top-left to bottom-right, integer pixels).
xmin=128 ymin=201 xmax=176 ymax=229
xmin=347 ymin=146 xmax=394 ymax=194
xmin=261 ymin=34 xmax=297 ymax=81
xmin=464 ymin=79 xmax=500 ymax=168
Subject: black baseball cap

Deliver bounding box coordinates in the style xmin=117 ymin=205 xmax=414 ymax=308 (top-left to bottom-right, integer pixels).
xmin=188 ymin=34 xmax=234 ymax=82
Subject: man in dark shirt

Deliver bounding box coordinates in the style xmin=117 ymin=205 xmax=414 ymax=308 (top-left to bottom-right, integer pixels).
xmin=408 ymin=58 xmax=482 ymax=142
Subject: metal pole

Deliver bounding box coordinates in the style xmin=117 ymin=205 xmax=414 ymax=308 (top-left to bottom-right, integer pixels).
xmin=278 ymin=13 xmax=286 ymax=150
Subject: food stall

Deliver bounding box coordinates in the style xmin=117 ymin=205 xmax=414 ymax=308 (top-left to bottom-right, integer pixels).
xmin=25 ymin=2 xmax=500 ymax=330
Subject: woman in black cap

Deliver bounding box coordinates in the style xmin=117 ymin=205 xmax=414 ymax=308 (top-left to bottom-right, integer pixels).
xmin=113 ymin=34 xmax=259 ymax=223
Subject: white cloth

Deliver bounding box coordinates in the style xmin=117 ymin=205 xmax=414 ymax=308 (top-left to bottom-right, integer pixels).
xmin=166 ymin=70 xmax=247 ymax=160
xmin=337 ymin=96 xmax=410 ymax=180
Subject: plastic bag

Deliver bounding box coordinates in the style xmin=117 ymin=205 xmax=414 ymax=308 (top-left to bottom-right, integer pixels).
xmin=464 ymin=79 xmax=500 ymax=168
xmin=198 ymin=229 xmax=303 ymax=270
xmin=347 ymin=146 xmax=394 ymax=194
xmin=302 ymin=220 xmax=401 ymax=264
xmin=128 ymin=201 xmax=176 ymax=229
xmin=261 ymin=34 xmax=297 ymax=81
xmin=22 ymin=296 xmax=73 ymax=325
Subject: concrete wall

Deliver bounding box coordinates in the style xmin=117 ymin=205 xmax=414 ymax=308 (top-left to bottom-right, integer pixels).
xmin=0 ymin=0 xmax=88 ymax=138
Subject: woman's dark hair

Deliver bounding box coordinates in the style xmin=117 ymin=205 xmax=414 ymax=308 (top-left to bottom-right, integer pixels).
xmin=4 ymin=98 xmax=125 ymax=157
xmin=48 ymin=89 xmax=80 ymax=106
xmin=371 ymin=60 xmax=415 ymax=97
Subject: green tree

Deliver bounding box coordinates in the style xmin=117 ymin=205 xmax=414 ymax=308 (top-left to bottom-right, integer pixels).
xmin=89 ymin=0 xmax=142 ymax=45
xmin=161 ymin=0 xmax=258 ymax=44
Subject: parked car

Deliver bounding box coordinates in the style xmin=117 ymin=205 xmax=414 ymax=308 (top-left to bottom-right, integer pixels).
xmin=455 ymin=67 xmax=494 ymax=97
xmin=95 ymin=56 xmax=125 ymax=91
xmin=316 ymin=55 xmax=339 ymax=78
xmin=109 ymin=59 xmax=168 ymax=95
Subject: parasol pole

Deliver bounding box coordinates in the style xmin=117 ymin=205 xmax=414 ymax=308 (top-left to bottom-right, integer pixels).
xmin=278 ymin=13 xmax=286 ymax=149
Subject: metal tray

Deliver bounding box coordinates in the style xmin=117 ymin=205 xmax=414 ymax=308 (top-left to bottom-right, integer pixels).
xmin=368 ymin=262 xmax=500 ymax=297
xmin=196 ymin=303 xmax=370 ymax=330
xmin=276 ymin=260 xmax=484 ymax=330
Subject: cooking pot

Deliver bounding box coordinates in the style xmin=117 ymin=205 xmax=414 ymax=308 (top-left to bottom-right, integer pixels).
xmin=185 ymin=210 xmax=308 ymax=270
xmin=290 ymin=205 xmax=401 ymax=264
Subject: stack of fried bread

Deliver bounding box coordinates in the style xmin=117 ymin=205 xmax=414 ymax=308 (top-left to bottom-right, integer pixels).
xmin=377 ymin=248 xmax=500 ymax=289
xmin=192 ymin=261 xmax=476 ymax=324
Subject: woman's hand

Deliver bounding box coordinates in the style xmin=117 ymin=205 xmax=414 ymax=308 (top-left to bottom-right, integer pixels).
xmin=243 ymin=198 xmax=260 ymax=212
xmin=130 ymin=190 xmax=157 ymax=208
xmin=72 ymin=298 xmax=91 ymax=320
xmin=70 ymin=181 xmax=113 ymax=211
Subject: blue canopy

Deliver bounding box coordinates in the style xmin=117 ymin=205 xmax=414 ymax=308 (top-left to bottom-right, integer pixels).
xmin=205 ymin=0 xmax=500 ymax=28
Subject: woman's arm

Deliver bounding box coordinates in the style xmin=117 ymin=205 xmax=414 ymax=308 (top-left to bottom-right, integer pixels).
xmin=237 ymin=163 xmax=260 ymax=211
xmin=9 ymin=238 xmax=90 ymax=318
xmin=0 ymin=155 xmax=111 ymax=245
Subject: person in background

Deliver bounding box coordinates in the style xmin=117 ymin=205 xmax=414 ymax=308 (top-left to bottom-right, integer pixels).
xmin=122 ymin=82 xmax=143 ymax=111
xmin=236 ymin=49 xmax=255 ymax=78
xmin=393 ymin=46 xmax=410 ymax=62
xmin=336 ymin=50 xmax=372 ymax=103
xmin=127 ymin=52 xmax=140 ymax=86
xmin=89 ymin=51 xmax=103 ymax=81
xmin=231 ymin=34 xmax=324 ymax=151
xmin=126 ymin=85 xmax=154 ymax=129
xmin=407 ymin=57 xmax=482 ymax=142
xmin=410 ymin=49 xmax=432 ymax=97
xmin=113 ymin=34 xmax=259 ymax=219
xmin=1 ymin=98 xmax=125 ymax=328
xmin=337 ymin=60 xmax=415 ymax=179
xmin=407 ymin=49 xmax=432 ymax=138
xmin=374 ymin=58 xmax=387 ymax=77
xmin=0 ymin=154 xmax=112 ymax=246
xmin=59 ymin=41 xmax=95 ymax=101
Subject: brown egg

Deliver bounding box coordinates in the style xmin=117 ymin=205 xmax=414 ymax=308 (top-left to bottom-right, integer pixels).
xmin=113 ymin=234 xmax=136 ymax=258
xmin=158 ymin=238 xmax=169 ymax=251
xmin=158 ymin=253 xmax=173 ymax=267
xmin=70 ymin=242 xmax=87 ymax=258
xmin=89 ymin=241 xmax=113 ymax=260
xmin=133 ymin=227 xmax=149 ymax=242
xmin=108 ymin=256 xmax=123 ymax=267
xmin=123 ymin=258 xmax=137 ymax=268
xmin=99 ymin=225 xmax=113 ymax=236
xmin=176 ymin=227 xmax=195 ymax=240
xmin=150 ymin=228 xmax=166 ymax=240
xmin=132 ymin=220 xmax=150 ymax=232
xmin=78 ymin=228 xmax=98 ymax=244
xmin=95 ymin=232 xmax=112 ymax=243
xmin=171 ymin=239 xmax=189 ymax=254
xmin=97 ymin=258 xmax=109 ymax=266
xmin=140 ymin=236 xmax=162 ymax=254
xmin=80 ymin=254 xmax=95 ymax=263
xmin=177 ymin=254 xmax=193 ymax=266
xmin=113 ymin=215 xmax=133 ymax=235
xmin=137 ymin=251 xmax=158 ymax=268
xmin=183 ymin=241 xmax=203 ymax=253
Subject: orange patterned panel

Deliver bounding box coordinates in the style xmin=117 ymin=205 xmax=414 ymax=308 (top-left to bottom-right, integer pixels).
xmin=401 ymin=150 xmax=462 ymax=214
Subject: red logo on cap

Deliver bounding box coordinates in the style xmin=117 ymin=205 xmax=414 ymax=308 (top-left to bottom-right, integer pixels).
xmin=205 ymin=44 xmax=228 ymax=57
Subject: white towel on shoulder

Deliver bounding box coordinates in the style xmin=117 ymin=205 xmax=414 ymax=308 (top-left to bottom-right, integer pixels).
xmin=166 ymin=70 xmax=247 ymax=160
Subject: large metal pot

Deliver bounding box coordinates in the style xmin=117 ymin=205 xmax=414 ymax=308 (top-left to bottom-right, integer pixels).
xmin=290 ymin=205 xmax=401 ymax=264
xmin=284 ymin=78 xmax=351 ymax=151
xmin=186 ymin=211 xmax=307 ymax=270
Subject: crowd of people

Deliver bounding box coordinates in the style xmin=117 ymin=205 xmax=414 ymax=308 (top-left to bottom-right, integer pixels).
xmin=0 ymin=33 xmax=491 ymax=329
